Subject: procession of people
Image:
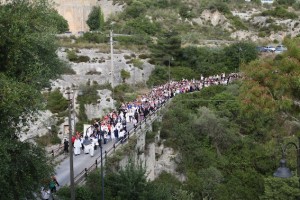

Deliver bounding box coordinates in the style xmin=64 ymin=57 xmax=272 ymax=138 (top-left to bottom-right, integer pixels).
xmin=64 ymin=73 xmax=238 ymax=158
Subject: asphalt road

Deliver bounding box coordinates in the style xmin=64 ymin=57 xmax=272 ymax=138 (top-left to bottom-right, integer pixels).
xmin=55 ymin=122 xmax=134 ymax=186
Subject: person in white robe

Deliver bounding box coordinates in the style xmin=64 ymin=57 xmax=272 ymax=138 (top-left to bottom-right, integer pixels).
xmin=119 ymin=129 xmax=125 ymax=142
xmin=110 ymin=125 xmax=115 ymax=141
xmin=74 ymin=137 xmax=81 ymax=156
xmin=89 ymin=139 xmax=95 ymax=157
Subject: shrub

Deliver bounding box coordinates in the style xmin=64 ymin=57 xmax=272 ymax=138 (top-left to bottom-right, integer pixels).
xmin=265 ymin=18 xmax=275 ymax=24
xmin=35 ymin=133 xmax=61 ymax=147
xmin=145 ymin=131 xmax=156 ymax=145
xmin=61 ymin=65 xmax=76 ymax=75
xmin=85 ymin=70 xmax=101 ymax=75
xmin=207 ymin=1 xmax=231 ymax=15
xmin=124 ymin=54 xmax=131 ymax=59
xmin=132 ymin=58 xmax=143 ymax=69
xmin=138 ymin=54 xmax=150 ymax=59
xmin=46 ymin=89 xmax=68 ymax=113
xmin=77 ymin=83 xmax=101 ymax=105
xmin=230 ymin=15 xmax=248 ymax=30
xmin=261 ymin=6 xmax=298 ymax=19
xmin=66 ymin=50 xmax=90 ymax=63
xmin=76 ymin=55 xmax=90 ymax=63
xmin=67 ymin=50 xmax=78 ymax=62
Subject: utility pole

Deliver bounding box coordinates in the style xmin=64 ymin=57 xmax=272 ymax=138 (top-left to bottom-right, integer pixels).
xmin=67 ymin=90 xmax=75 ymax=200
xmin=110 ymin=29 xmax=114 ymax=108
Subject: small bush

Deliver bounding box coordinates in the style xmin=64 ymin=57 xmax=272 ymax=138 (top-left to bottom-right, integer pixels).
xmin=124 ymin=54 xmax=131 ymax=59
xmin=230 ymin=15 xmax=248 ymax=30
xmin=132 ymin=58 xmax=143 ymax=69
xmin=76 ymin=55 xmax=90 ymax=63
xmin=66 ymin=50 xmax=90 ymax=63
xmin=97 ymin=82 xmax=112 ymax=90
xmin=265 ymin=18 xmax=275 ymax=24
xmin=86 ymin=70 xmax=101 ymax=75
xmin=36 ymin=133 xmax=61 ymax=147
xmin=152 ymin=120 xmax=161 ymax=132
xmin=77 ymin=83 xmax=101 ymax=105
xmin=61 ymin=66 xmax=76 ymax=75
xmin=138 ymin=54 xmax=149 ymax=59
xmin=46 ymin=89 xmax=68 ymax=113
xmin=67 ymin=50 xmax=78 ymax=62
xmin=261 ymin=6 xmax=298 ymax=19
xmin=145 ymin=131 xmax=156 ymax=145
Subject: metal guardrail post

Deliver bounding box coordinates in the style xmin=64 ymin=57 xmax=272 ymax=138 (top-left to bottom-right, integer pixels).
xmin=105 ymin=150 xmax=107 ymax=160
xmin=85 ymin=168 xmax=88 ymax=177
xmin=51 ymin=150 xmax=54 ymax=157
xmin=113 ymin=144 xmax=116 ymax=152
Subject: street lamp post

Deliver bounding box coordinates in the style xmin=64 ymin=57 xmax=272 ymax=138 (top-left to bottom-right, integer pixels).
xmin=97 ymin=137 xmax=104 ymax=200
xmin=238 ymin=47 xmax=242 ymax=72
xmin=273 ymin=138 xmax=300 ymax=187
xmin=168 ymin=57 xmax=171 ymax=84
xmin=168 ymin=56 xmax=173 ymax=97
xmin=101 ymin=141 xmax=104 ymax=200
xmin=82 ymin=125 xmax=93 ymax=146
xmin=66 ymin=89 xmax=75 ymax=200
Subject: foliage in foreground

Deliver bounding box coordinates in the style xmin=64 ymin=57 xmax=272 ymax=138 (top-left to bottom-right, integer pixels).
xmin=158 ymin=37 xmax=300 ymax=199
xmin=0 ymin=0 xmax=67 ymax=198
xmin=57 ymin=161 xmax=193 ymax=200
xmin=147 ymin=41 xmax=258 ymax=86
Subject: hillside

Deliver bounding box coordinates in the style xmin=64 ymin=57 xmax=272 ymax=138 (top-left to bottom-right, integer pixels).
xmin=56 ymin=0 xmax=300 ymax=45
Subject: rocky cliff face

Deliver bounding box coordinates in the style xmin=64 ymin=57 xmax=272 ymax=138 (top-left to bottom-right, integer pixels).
xmin=118 ymin=127 xmax=186 ymax=182
xmin=54 ymin=0 xmax=123 ymax=33
xmin=20 ymin=48 xmax=155 ymax=141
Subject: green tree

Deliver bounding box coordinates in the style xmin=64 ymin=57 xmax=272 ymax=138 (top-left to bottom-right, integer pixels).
xmin=223 ymin=42 xmax=258 ymax=72
xmin=0 ymin=0 xmax=67 ymax=88
xmin=124 ymin=1 xmax=147 ymax=18
xmin=121 ymin=69 xmax=131 ymax=83
xmin=48 ymin=9 xmax=69 ymax=33
xmin=46 ymin=89 xmax=68 ymax=113
xmin=0 ymin=139 xmax=54 ymax=199
xmin=86 ymin=6 xmax=105 ymax=31
xmin=0 ymin=0 xmax=67 ymax=198
xmin=150 ymin=30 xmax=181 ymax=66
xmin=260 ymin=176 xmax=300 ymax=199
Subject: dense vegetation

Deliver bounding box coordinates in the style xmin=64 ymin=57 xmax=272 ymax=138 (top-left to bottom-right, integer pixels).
xmin=1 ymin=0 xmax=300 ymax=199
xmin=57 ymin=161 xmax=194 ymax=200
xmin=58 ymin=37 xmax=300 ymax=199
xmin=261 ymin=6 xmax=298 ymax=19
xmin=0 ymin=0 xmax=70 ymax=198
xmin=147 ymin=41 xmax=258 ymax=86
xmin=159 ymin=37 xmax=300 ymax=199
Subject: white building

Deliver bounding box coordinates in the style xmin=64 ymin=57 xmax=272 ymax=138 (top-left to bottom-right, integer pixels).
xmin=261 ymin=0 xmax=274 ymax=3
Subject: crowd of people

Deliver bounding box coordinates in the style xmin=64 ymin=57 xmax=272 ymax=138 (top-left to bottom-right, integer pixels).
xmin=43 ymin=73 xmax=238 ymax=199
xmin=62 ymin=73 xmax=239 ymax=158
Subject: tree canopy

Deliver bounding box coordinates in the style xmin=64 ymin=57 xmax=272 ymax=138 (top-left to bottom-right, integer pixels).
xmin=86 ymin=6 xmax=105 ymax=31
xmin=0 ymin=0 xmax=69 ymax=198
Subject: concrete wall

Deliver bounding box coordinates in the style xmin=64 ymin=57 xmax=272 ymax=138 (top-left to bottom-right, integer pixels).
xmin=54 ymin=0 xmax=98 ymax=33
xmin=53 ymin=0 xmax=124 ymax=33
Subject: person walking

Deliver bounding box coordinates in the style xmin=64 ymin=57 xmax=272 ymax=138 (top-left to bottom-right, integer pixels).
xmin=49 ymin=176 xmax=59 ymax=193
xmin=63 ymin=139 xmax=69 ymax=154
xmin=41 ymin=187 xmax=50 ymax=200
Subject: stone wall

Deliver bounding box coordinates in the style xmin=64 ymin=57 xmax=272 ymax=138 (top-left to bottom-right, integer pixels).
xmin=53 ymin=0 xmax=124 ymax=33
xmin=118 ymin=120 xmax=186 ymax=182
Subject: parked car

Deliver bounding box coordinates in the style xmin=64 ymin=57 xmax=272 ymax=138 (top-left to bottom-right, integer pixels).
xmin=265 ymin=46 xmax=276 ymax=52
xmin=274 ymin=45 xmax=287 ymax=54
xmin=256 ymin=46 xmax=268 ymax=52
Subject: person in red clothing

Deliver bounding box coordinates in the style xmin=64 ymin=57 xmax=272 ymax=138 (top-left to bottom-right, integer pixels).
xmin=71 ymin=135 xmax=76 ymax=147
